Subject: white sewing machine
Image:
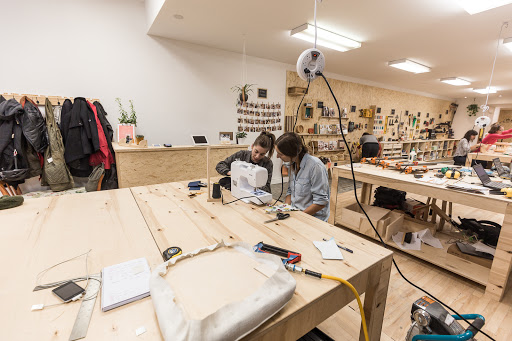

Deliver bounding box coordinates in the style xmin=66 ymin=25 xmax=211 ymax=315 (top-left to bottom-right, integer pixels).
xmin=231 ymin=161 xmax=272 ymax=205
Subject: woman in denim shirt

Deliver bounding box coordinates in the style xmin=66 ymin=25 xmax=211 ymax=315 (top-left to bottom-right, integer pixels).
xmin=275 ymin=132 xmax=330 ymax=221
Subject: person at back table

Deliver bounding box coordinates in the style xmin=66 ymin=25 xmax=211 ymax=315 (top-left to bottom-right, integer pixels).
xmin=359 ymin=132 xmax=380 ymax=158
xmin=453 ymin=130 xmax=480 ymax=166
xmin=215 ymin=131 xmax=275 ymax=194
xmin=476 ymin=123 xmax=512 ymax=152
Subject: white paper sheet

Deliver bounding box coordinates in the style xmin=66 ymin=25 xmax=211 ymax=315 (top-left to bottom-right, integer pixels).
xmin=313 ymin=238 xmax=344 ymax=260
xmin=473 ymin=241 xmax=496 ymax=256
xmin=392 ymin=232 xmax=422 ymax=251
xmin=417 ymin=176 xmax=448 ymax=185
xmin=417 ymin=229 xmax=443 ymax=249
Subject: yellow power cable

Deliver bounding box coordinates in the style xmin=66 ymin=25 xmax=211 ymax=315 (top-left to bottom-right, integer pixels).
xmin=321 ymin=274 xmax=369 ymax=341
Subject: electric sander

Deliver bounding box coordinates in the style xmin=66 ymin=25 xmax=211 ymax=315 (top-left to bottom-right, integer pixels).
xmin=406 ymin=296 xmax=485 ymax=341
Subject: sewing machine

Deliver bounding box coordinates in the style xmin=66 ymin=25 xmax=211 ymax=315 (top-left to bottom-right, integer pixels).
xmin=231 ymin=161 xmax=272 ymax=205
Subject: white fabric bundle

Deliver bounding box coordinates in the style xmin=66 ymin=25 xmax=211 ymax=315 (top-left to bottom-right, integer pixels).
xmin=150 ymin=241 xmax=296 ymax=341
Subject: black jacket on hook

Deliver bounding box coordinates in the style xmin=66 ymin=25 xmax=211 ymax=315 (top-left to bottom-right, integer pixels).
xmin=20 ymin=96 xmax=48 ymax=154
xmin=93 ymin=101 xmax=118 ymax=189
xmin=61 ymin=97 xmax=100 ymax=177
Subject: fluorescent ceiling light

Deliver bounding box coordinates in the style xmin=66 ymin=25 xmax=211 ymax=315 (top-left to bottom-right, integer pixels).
xmin=388 ymin=59 xmax=430 ymax=73
xmin=504 ymin=37 xmax=512 ymax=52
xmin=473 ymin=87 xmax=497 ymax=94
xmin=440 ymin=77 xmax=471 ymax=86
xmin=455 ymin=0 xmax=512 ymax=15
xmin=290 ymin=23 xmax=361 ymax=52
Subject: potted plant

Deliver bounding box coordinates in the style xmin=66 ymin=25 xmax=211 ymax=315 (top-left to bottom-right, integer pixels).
xmin=236 ymin=131 xmax=247 ymax=145
xmin=231 ymin=84 xmax=254 ymax=104
xmin=467 ymin=104 xmax=479 ymax=116
xmin=135 ymin=135 xmax=144 ymax=145
xmin=116 ymin=98 xmax=136 ymax=143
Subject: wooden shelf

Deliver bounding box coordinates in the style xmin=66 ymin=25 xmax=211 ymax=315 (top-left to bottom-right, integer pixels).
xmin=299 ymin=134 xmax=343 ymax=136
xmin=313 ymin=149 xmax=346 ymax=153
xmin=319 ymin=116 xmax=349 ymax=120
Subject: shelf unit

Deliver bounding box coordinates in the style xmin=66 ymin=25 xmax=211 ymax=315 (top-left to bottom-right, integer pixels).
xmin=380 ymin=139 xmax=457 ymax=161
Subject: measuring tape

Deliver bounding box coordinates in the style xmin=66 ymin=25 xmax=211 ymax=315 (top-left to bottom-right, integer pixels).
xmin=163 ymin=247 xmax=182 ymax=261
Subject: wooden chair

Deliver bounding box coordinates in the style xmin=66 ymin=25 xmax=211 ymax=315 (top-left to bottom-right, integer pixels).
xmin=0 ymin=181 xmax=21 ymax=197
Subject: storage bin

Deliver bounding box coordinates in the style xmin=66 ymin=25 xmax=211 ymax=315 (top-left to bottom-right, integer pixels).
xmin=338 ymin=203 xmax=404 ymax=239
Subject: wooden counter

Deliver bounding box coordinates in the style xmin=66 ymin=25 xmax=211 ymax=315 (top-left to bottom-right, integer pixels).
xmin=113 ymin=143 xmax=249 ymax=188
xmin=329 ymin=163 xmax=512 ymax=301
xmin=466 ymin=152 xmax=512 ymax=167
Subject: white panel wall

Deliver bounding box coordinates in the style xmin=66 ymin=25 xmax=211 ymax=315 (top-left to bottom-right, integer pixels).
xmin=452 ymin=98 xmax=495 ymax=139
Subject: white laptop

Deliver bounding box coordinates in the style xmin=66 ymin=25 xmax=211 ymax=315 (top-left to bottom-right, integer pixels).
xmin=191 ymin=135 xmax=209 ymax=145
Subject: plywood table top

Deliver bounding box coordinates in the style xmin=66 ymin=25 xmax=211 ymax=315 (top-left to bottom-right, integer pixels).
xmin=1 ymin=189 xmax=163 ymax=340
xmin=130 ymin=182 xmax=393 ymax=340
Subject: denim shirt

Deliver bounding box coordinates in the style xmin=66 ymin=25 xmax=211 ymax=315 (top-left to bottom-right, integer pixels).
xmin=286 ymin=153 xmax=330 ymax=221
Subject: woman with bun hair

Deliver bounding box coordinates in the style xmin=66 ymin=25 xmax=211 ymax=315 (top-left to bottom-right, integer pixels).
xmin=216 ymin=131 xmax=275 ymax=193
xmin=275 ymin=132 xmax=330 ymax=221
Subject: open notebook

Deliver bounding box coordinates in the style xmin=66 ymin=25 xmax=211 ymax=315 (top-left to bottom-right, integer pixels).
xmin=101 ymin=258 xmax=151 ymax=312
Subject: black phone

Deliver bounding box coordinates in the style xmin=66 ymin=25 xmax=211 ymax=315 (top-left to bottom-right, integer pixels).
xmin=52 ymin=281 xmax=85 ymax=302
xmin=164 ymin=144 xmax=172 ymax=147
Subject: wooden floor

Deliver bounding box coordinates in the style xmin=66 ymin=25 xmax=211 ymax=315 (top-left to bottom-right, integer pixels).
xmin=316 ymin=188 xmax=512 ymax=340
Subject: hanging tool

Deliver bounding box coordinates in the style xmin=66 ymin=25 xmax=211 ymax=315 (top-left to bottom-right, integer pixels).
xmin=263 ymin=212 xmax=290 ymax=223
xmin=254 ymin=242 xmax=301 ymax=264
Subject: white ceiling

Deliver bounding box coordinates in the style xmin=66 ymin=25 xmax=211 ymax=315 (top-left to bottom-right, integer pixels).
xmin=148 ymin=0 xmax=512 ymax=107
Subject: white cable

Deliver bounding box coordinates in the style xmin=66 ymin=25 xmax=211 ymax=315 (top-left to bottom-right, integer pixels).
xmin=314 ymin=0 xmax=318 ymax=48
xmin=482 ymin=21 xmax=509 ymax=113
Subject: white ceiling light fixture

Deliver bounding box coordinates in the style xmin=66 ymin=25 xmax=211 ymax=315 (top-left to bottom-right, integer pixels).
xmin=290 ymin=23 xmax=361 ymax=52
xmin=440 ymin=77 xmax=471 ymax=86
xmin=503 ymin=37 xmax=512 ymax=52
xmin=388 ymin=59 xmax=431 ymax=73
xmin=473 ymin=87 xmax=498 ymax=94
xmin=455 ymin=0 xmax=512 ymax=15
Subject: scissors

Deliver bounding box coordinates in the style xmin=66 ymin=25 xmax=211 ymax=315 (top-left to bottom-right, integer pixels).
xmin=264 ymin=212 xmax=290 ymax=223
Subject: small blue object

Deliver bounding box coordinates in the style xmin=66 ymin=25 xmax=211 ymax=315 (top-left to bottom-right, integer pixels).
xmin=189 ymin=186 xmax=201 ymax=191
xmin=411 ymin=314 xmax=485 ymax=341
xmin=188 ymin=181 xmax=201 ymax=187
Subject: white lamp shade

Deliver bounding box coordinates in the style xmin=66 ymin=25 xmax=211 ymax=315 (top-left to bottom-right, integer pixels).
xmin=504 ymin=37 xmax=512 ymax=52
xmin=291 ymin=23 xmax=361 ymax=52
xmin=388 ymin=59 xmax=431 ymax=73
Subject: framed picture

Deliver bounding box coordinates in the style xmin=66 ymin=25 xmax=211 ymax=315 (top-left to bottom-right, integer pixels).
xmin=317 ymin=101 xmax=324 ymax=109
xmin=219 ymin=132 xmax=233 ymax=141
xmin=258 ymin=88 xmax=268 ymax=98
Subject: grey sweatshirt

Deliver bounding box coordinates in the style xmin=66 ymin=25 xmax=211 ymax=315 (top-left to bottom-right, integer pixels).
xmin=215 ymin=150 xmax=273 ymax=193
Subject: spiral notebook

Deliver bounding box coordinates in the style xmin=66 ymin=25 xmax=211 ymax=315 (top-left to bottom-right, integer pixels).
xmin=101 ymin=258 xmax=151 ymax=312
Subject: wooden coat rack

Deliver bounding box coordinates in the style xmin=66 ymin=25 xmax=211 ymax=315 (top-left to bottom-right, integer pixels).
xmin=1 ymin=93 xmax=100 ymax=106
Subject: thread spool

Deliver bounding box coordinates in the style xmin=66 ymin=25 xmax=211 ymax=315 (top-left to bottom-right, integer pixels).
xmin=212 ymin=183 xmax=221 ymax=199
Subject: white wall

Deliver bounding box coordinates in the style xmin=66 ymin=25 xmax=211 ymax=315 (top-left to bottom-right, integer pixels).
xmin=0 ymin=0 xmax=290 ymax=184
xmin=452 ymin=98 xmax=495 ymax=139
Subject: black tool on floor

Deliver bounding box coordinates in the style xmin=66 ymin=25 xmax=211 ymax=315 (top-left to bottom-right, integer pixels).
xmin=263 ymin=212 xmax=290 ymax=223
xmin=406 ymin=296 xmax=485 ymax=341
xmin=162 ymin=246 xmax=182 ymax=261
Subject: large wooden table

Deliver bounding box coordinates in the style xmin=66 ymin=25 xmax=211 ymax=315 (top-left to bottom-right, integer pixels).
xmin=466 ymin=152 xmax=512 ymax=166
xmin=1 ymin=182 xmax=392 ymax=340
xmin=329 ymin=164 xmax=512 ymax=301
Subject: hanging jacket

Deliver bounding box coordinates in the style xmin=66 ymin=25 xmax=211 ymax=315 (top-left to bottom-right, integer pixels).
xmin=19 ymin=96 xmax=48 ymax=153
xmin=0 ymin=99 xmax=40 ymax=183
xmin=62 ymin=97 xmax=100 ymax=177
xmin=41 ymin=98 xmax=74 ymax=191
xmin=60 ymin=98 xmax=73 ymax=144
xmin=94 ymin=101 xmax=118 ymax=190
xmin=88 ymin=101 xmax=114 ymax=170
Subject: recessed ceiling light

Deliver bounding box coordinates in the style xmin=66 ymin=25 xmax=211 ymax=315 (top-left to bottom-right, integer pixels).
xmin=440 ymin=77 xmax=471 ymax=86
xmin=473 ymin=87 xmax=498 ymax=94
xmin=499 ymin=94 xmax=503 ymax=97
xmin=455 ymin=0 xmax=512 ymax=15
xmin=290 ymin=23 xmax=361 ymax=52
xmin=503 ymin=37 xmax=512 ymax=52
xmin=173 ymin=14 xmax=184 ymax=19
xmin=464 ymin=96 xmax=467 ymax=98
xmin=388 ymin=59 xmax=431 ymax=73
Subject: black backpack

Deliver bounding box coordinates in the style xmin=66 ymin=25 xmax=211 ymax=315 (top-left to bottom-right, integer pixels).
xmin=373 ymin=186 xmax=406 ymax=210
xmin=454 ymin=217 xmax=501 ymax=247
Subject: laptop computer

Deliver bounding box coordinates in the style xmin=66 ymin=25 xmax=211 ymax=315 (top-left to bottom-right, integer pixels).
xmin=473 ymin=163 xmax=510 ymax=190
xmin=493 ymin=158 xmax=511 ymax=179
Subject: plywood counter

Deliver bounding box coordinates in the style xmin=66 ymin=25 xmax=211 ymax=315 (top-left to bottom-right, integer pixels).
xmin=113 ymin=143 xmax=249 ymax=188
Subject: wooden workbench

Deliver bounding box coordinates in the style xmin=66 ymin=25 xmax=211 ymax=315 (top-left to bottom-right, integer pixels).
xmin=113 ymin=143 xmax=249 ymax=188
xmin=466 ymin=152 xmax=512 ymax=167
xmin=329 ymin=164 xmax=512 ymax=301
xmin=1 ymin=181 xmax=393 ymax=340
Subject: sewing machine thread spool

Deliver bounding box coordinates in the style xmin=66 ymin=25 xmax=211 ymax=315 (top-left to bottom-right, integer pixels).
xmin=212 ymin=183 xmax=221 ymax=199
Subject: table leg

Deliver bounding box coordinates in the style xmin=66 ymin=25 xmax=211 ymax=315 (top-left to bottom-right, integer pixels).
xmin=360 ymin=183 xmax=372 ymax=205
xmin=465 ymin=154 xmax=471 ymax=167
xmin=360 ymin=255 xmax=392 ymax=341
xmin=329 ymin=168 xmax=340 ymax=225
xmin=430 ymin=199 xmax=437 ymax=224
xmin=486 ymin=203 xmax=512 ymax=300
